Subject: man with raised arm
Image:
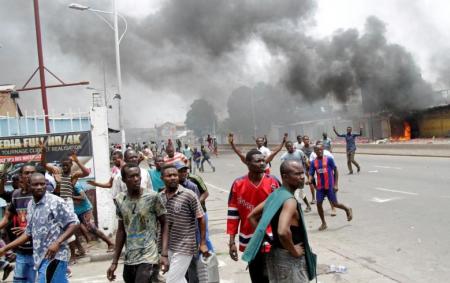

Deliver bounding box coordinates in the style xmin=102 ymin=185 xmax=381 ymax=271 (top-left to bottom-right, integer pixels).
xmin=333 ymin=125 xmax=363 ymax=174
xmin=228 ymin=133 xmax=288 ymax=174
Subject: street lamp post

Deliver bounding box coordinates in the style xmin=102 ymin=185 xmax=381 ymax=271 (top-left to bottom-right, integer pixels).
xmin=69 ymin=2 xmax=127 ymax=151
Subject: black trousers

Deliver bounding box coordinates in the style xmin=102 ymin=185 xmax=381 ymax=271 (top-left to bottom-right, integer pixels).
xmin=123 ymin=263 xmax=155 ymax=283
xmin=249 ymin=252 xmax=269 ymax=283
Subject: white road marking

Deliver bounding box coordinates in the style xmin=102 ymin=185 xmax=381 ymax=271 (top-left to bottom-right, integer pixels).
xmin=374 ymin=187 xmax=419 ymax=196
xmin=368 ymin=170 xmax=379 ymax=173
xmin=374 ymin=165 xmax=403 ymax=170
xmin=370 ymin=197 xmax=400 ymax=203
xmin=206 ymin=182 xmax=229 ymax=193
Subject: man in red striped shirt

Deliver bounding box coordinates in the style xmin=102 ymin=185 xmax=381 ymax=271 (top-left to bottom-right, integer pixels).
xmin=309 ymin=144 xmax=353 ymax=231
xmin=227 ymin=149 xmax=281 ymax=283
xmin=163 ymin=144 xmax=188 ymax=165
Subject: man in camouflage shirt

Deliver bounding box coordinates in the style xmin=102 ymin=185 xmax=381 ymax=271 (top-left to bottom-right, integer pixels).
xmin=107 ymin=164 xmax=169 ymax=283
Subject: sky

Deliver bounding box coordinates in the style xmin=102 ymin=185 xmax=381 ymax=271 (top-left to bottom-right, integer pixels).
xmin=1 ymin=0 xmax=449 ymax=127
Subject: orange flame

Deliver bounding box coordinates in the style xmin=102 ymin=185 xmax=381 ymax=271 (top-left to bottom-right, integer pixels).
xmin=403 ymin=122 xmax=411 ymax=140
xmin=391 ymin=121 xmax=411 ymax=141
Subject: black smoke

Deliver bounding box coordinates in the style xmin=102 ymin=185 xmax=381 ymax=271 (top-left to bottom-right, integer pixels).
xmin=0 ymin=0 xmax=436 ymax=124
xmin=263 ymin=16 xmax=435 ymax=112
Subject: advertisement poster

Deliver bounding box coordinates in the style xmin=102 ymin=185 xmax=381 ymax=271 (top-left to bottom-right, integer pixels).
xmin=0 ymin=131 xmax=94 ymax=180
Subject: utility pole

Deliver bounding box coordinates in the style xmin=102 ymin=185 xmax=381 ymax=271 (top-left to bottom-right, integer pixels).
xmin=33 ymin=0 xmax=50 ymax=133
xmin=113 ymin=0 xmax=126 ymax=151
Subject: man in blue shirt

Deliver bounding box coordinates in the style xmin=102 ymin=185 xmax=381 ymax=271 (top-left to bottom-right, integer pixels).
xmin=149 ymin=156 xmax=166 ymax=192
xmin=333 ymin=126 xmax=362 ymax=174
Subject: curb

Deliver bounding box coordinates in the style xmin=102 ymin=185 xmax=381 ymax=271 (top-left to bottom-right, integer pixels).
xmin=217 ymin=149 xmax=450 ymax=158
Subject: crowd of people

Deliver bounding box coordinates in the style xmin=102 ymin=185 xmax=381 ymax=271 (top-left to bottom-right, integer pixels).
xmin=0 ymin=126 xmax=361 ymax=283
xmin=225 ymin=127 xmax=360 ymax=282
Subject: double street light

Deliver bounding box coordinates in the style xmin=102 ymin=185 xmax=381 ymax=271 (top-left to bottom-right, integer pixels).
xmin=69 ymin=2 xmax=127 ymax=151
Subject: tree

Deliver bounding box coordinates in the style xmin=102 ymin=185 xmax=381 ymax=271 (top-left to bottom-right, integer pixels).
xmin=185 ymin=99 xmax=217 ymax=137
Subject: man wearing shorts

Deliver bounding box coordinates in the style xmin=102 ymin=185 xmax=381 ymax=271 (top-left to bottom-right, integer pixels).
xmin=73 ymin=183 xmax=114 ymax=252
xmin=309 ymin=145 xmax=353 ymax=231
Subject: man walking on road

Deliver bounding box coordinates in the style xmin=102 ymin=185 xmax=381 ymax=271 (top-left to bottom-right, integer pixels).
xmin=182 ymin=144 xmax=194 ymax=171
xmin=0 ymin=173 xmax=79 ymax=283
xmin=0 ymin=164 xmax=36 ymax=282
xmin=280 ymin=141 xmax=311 ymax=212
xmin=159 ymin=164 xmax=209 ymax=283
xmin=322 ymin=132 xmax=332 ymax=152
xmin=164 ymin=144 xmax=188 ymax=166
xmin=246 ymin=160 xmax=314 ymax=283
xmin=301 ymin=136 xmax=316 ymax=204
xmin=227 ymin=149 xmax=281 ymax=283
xmin=149 ymin=155 xmax=166 ymax=193
xmin=200 ymin=145 xmax=215 ymax=173
xmin=309 ymin=145 xmax=353 ymax=231
xmin=333 ymin=126 xmax=362 ymax=174
xmin=107 ymin=164 xmax=169 ymax=283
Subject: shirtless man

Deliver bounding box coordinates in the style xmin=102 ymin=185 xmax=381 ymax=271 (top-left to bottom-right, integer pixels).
xmin=247 ymin=160 xmax=311 ymax=282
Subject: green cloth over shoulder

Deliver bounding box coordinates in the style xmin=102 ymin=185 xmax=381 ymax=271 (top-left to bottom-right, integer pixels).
xmin=242 ymin=186 xmax=317 ymax=281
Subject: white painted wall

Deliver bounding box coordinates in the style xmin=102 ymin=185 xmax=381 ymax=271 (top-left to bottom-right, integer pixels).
xmin=90 ymin=107 xmax=116 ymax=234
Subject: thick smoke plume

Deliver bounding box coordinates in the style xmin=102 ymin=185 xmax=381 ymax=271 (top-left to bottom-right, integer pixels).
xmin=0 ymin=0 xmax=436 ymax=125
xmin=262 ymin=16 xmax=435 ymax=112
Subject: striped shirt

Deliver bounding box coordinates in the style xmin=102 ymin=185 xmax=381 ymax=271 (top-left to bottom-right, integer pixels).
xmin=163 ymin=152 xmax=188 ymax=165
xmin=160 ymin=187 xmax=204 ymax=255
xmin=227 ymin=174 xmax=281 ymax=252
xmin=59 ymin=175 xmax=74 ymax=201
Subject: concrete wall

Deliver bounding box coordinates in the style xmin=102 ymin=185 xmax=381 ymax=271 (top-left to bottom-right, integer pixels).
xmin=90 ymin=107 xmax=116 ymax=234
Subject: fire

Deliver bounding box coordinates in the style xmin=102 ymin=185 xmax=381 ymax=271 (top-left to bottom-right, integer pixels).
xmin=403 ymin=121 xmax=411 ymax=140
xmin=390 ymin=121 xmax=411 ymax=142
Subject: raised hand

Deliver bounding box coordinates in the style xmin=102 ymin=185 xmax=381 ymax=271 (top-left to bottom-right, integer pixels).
xmin=228 ymin=133 xmax=234 ymax=144
xmin=70 ymin=150 xmax=79 ymax=162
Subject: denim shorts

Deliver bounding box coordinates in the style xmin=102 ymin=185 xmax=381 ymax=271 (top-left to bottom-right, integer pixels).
xmin=266 ymin=248 xmax=308 ymax=283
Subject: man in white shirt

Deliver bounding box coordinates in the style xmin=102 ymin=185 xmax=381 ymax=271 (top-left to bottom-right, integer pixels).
xmin=256 ymin=137 xmax=272 ymax=173
xmin=88 ymin=149 xmax=153 ymax=198
xmin=229 ymin=133 xmax=287 ymax=175
xmin=293 ymin=135 xmax=304 ymax=150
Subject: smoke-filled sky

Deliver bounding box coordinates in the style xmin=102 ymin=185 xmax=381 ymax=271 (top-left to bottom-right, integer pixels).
xmin=1 ymin=0 xmax=449 ymax=127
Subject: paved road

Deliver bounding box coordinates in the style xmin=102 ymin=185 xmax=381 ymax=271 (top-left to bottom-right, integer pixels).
xmin=70 ymin=152 xmax=450 ymax=283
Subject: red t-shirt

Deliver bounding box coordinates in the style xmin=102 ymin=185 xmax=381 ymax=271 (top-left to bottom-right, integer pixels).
xmin=227 ymin=174 xmax=281 ymax=252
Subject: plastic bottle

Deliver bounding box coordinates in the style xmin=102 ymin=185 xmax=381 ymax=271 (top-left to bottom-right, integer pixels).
xmin=200 ymin=252 xmax=220 ymax=283
xmin=337 ymin=265 xmax=347 ymax=273
xmin=329 ymin=264 xmax=347 ymax=273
